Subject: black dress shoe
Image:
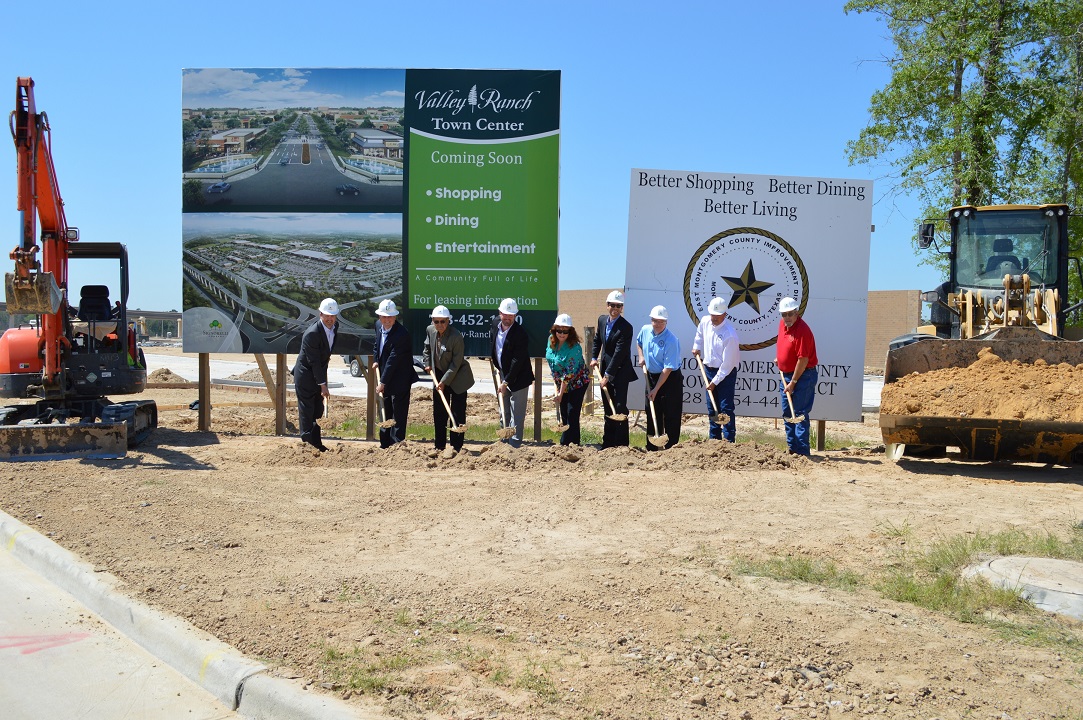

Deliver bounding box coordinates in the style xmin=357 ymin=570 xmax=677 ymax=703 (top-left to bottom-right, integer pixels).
xmin=316 ymin=443 xmax=329 ymax=452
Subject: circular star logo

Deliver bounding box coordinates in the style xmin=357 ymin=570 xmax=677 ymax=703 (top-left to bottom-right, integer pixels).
xmin=683 ymin=227 xmax=808 ymax=350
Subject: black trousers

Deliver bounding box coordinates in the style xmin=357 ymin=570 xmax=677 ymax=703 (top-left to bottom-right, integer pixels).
xmin=296 ymin=385 xmax=324 ymax=448
xmin=558 ymin=384 xmax=587 ymax=446
xmin=601 ymin=377 xmax=630 ymax=448
xmin=432 ymin=387 xmax=467 ymax=451
xmin=645 ymin=370 xmax=682 ymax=451
xmin=379 ymin=391 xmax=410 ymax=448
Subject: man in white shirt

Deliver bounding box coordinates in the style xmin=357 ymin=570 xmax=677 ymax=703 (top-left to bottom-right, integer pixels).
xmin=691 ymin=297 xmax=740 ymax=441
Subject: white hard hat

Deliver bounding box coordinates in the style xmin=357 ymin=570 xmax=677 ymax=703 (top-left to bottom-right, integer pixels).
xmin=649 ymin=305 xmax=669 ymax=320
xmin=376 ymin=299 xmax=399 ymax=317
xmin=554 ymin=313 xmax=573 ymax=327
xmin=499 ymin=298 xmax=519 ymax=314
xmin=431 ymin=305 xmax=451 ymax=319
xmin=779 ymin=297 xmax=799 ymax=313
xmin=319 ymin=298 xmax=340 ymax=315
xmin=606 ymin=290 xmax=625 ymax=304
xmin=707 ymin=297 xmax=728 ymax=315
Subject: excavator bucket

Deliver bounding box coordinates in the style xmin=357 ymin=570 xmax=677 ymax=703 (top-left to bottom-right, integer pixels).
xmin=4 ymin=271 xmax=63 ymax=315
xmin=0 ymin=422 xmax=127 ymax=461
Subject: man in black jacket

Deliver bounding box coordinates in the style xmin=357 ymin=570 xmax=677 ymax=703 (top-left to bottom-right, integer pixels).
xmin=490 ymin=297 xmax=535 ymax=447
xmin=372 ymin=299 xmax=419 ymax=448
xmin=293 ymin=297 xmax=340 ymax=452
xmin=591 ymin=290 xmax=638 ymax=448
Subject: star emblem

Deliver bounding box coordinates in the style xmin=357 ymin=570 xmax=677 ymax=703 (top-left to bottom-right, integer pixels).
xmin=722 ymin=260 xmax=774 ymax=313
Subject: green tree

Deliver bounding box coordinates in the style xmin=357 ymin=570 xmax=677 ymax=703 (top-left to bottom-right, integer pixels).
xmin=182 ymin=179 xmax=205 ymax=210
xmin=846 ymin=0 xmax=1083 ymax=253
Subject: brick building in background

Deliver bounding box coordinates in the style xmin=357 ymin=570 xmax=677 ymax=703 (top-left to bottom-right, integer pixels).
xmin=557 ymin=289 xmax=921 ymax=372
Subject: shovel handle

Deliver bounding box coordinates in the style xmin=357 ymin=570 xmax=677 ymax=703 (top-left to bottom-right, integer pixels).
xmin=778 ymin=369 xmax=800 ymax=422
xmin=698 ymin=359 xmax=720 ymax=413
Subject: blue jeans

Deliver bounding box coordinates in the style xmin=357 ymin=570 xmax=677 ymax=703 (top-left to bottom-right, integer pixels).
xmin=780 ymin=367 xmax=817 ymax=455
xmin=706 ymin=367 xmax=737 ymax=442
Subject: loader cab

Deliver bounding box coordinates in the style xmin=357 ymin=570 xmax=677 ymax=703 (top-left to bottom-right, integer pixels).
xmin=949 ymin=205 xmax=1067 ymax=292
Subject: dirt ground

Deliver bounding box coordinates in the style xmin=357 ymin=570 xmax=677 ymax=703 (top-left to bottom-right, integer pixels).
xmin=3 ymin=364 xmax=1083 ymax=719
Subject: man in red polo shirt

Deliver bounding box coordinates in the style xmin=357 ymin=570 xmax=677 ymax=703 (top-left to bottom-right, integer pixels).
xmin=775 ymin=296 xmax=818 ymax=456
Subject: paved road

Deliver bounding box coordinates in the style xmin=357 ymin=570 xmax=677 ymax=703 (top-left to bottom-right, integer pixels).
xmin=0 ymin=548 xmax=236 ymax=720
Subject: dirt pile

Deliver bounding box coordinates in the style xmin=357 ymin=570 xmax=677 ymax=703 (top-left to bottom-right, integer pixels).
xmin=148 ymin=368 xmax=189 ymax=383
xmin=881 ymin=347 xmax=1083 ymax=421
xmin=228 ymin=368 xmax=276 ymax=382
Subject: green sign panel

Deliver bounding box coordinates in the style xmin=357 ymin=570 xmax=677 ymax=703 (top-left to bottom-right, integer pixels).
xmin=404 ymin=69 xmax=560 ymax=356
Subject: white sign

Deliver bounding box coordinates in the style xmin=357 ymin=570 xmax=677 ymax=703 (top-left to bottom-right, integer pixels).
xmin=625 ymin=169 xmax=872 ymax=422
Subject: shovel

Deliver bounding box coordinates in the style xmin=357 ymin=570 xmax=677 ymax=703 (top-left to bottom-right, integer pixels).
xmin=778 ymin=369 xmax=806 ymax=424
xmin=551 ymin=390 xmax=570 ymax=433
xmin=433 ymin=377 xmax=466 ymax=434
xmin=643 ymin=372 xmax=669 ymax=447
xmin=592 ymin=344 xmax=627 ymax=421
xmin=374 ymin=366 xmax=396 ymax=429
xmin=488 ymin=360 xmax=516 ymax=440
xmin=697 ymin=358 xmax=730 ymax=426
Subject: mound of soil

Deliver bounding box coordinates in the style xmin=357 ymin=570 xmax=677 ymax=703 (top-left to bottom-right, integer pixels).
xmin=881 ymin=347 xmax=1083 ymax=421
xmin=227 ymin=368 xmax=277 ymax=382
xmin=148 ymin=368 xmax=189 ymax=383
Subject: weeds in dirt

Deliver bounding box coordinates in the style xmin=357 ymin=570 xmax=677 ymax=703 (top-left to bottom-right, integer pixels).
xmin=875 ymin=517 xmax=914 ymax=541
xmin=515 ymin=660 xmax=559 ymax=702
xmin=874 ymin=527 xmax=1083 ymax=656
xmin=733 ymin=554 xmax=861 ymax=590
xmin=317 ymin=643 xmax=409 ymax=695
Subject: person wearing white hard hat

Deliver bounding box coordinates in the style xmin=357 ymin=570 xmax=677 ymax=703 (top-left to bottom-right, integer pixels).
xmin=636 ymin=305 xmax=683 ymax=450
xmin=591 ymin=290 xmax=638 ymax=448
xmin=776 ymin=297 xmax=818 ymax=456
xmin=545 ymin=313 xmax=589 ymax=445
xmin=692 ymin=296 xmax=741 ymax=441
xmin=292 ymin=297 xmax=341 ymax=452
xmin=372 ymin=299 xmax=419 ymax=448
xmin=423 ymin=305 xmax=474 ymax=455
xmin=489 ymin=298 xmax=535 ymax=447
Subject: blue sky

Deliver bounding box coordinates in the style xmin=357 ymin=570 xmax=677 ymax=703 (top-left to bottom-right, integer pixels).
xmin=3 ymin=0 xmax=943 ymax=311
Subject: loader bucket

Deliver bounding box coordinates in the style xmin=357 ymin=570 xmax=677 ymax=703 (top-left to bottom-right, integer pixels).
xmin=881 ymin=414 xmax=1083 ymax=464
xmin=4 ymin=271 xmax=63 ymax=315
xmin=0 ymin=422 xmax=127 ymax=461
xmin=881 ymin=326 xmax=1083 ymax=464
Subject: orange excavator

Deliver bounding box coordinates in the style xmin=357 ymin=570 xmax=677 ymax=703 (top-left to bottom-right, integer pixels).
xmin=0 ymin=77 xmax=156 ymax=459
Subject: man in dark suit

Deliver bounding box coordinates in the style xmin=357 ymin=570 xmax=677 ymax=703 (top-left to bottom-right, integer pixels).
xmin=372 ymin=299 xmax=419 ymax=448
xmin=423 ymin=305 xmax=474 ymax=455
xmin=293 ymin=297 xmax=340 ymax=452
xmin=591 ymin=290 xmax=638 ymax=448
xmin=490 ymin=297 xmax=535 ymax=447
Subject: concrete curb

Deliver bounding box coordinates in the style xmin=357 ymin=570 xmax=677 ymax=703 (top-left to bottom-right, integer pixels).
xmin=0 ymin=510 xmax=372 ymax=719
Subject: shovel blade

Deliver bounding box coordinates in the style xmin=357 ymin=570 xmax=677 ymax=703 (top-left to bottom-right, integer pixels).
xmin=497 ymin=427 xmax=516 ymax=439
xmin=450 ymin=425 xmax=467 ymax=434
xmin=648 ymin=433 xmax=669 ymax=447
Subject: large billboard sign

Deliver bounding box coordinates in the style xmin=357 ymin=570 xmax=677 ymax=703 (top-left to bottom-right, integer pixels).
xmin=625 ymin=169 xmax=872 ymax=421
xmin=181 ymin=68 xmax=559 ymax=356
xmin=404 ymin=69 xmax=560 ymax=356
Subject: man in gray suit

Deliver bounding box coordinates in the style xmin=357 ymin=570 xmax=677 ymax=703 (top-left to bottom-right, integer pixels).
xmin=422 ymin=305 xmax=474 ymax=455
xmin=293 ymin=298 xmax=339 ymax=452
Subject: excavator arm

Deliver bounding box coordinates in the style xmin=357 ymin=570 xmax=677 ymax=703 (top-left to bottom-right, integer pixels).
xmin=6 ymin=76 xmax=71 ymax=392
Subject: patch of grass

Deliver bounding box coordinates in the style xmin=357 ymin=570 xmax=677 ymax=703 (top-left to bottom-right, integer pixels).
xmin=733 ymin=554 xmax=862 ymax=590
xmin=316 ymin=643 xmax=412 ymax=695
xmin=515 ymin=660 xmax=559 ymax=702
xmin=874 ymin=527 xmax=1083 ymax=655
xmin=876 ymin=517 xmax=913 ymax=541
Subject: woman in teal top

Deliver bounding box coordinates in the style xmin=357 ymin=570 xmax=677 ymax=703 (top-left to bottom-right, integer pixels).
xmin=544 ymin=313 xmax=590 ymax=446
